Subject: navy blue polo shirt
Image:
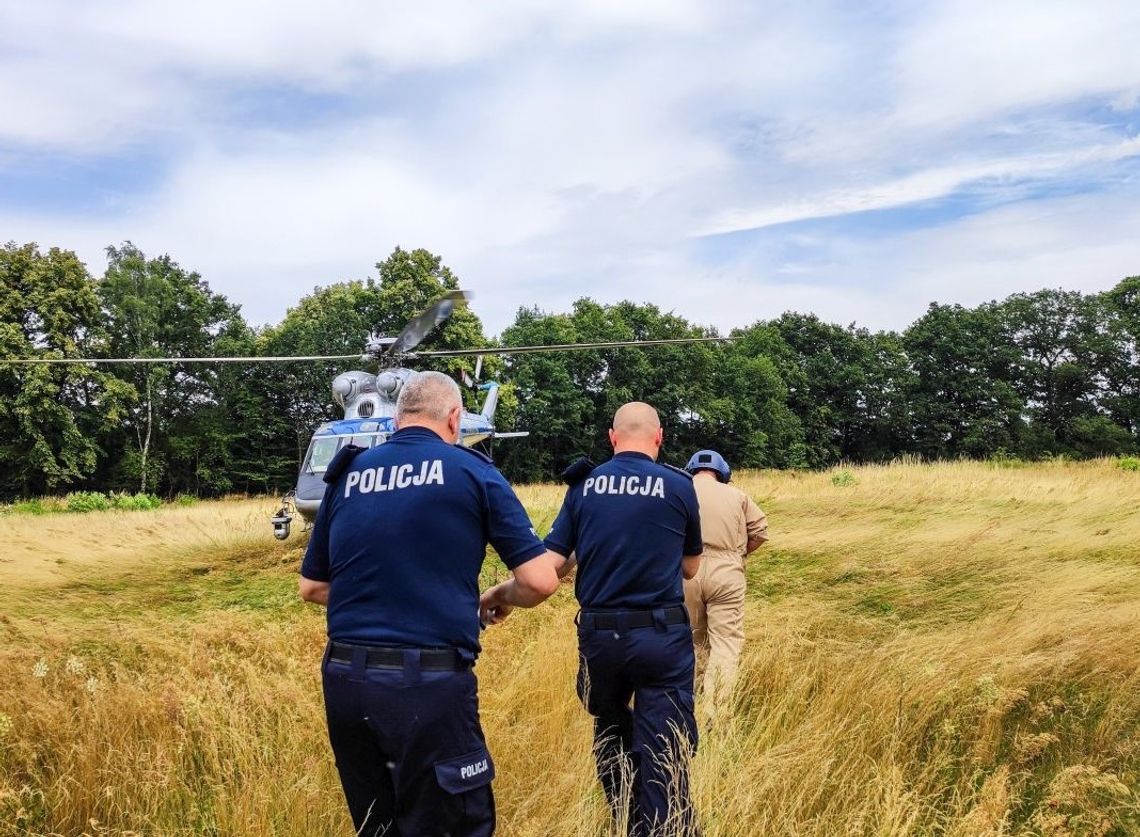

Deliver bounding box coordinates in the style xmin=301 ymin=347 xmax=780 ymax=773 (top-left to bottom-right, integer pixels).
xmin=545 ymin=452 xmax=703 ymax=610
xmin=300 ymin=426 xmax=546 ymax=652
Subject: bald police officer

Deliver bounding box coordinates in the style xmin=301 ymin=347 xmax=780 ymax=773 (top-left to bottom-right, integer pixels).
xmin=485 ymin=402 xmax=703 ymax=836
xmin=299 ymin=371 xmax=563 ymax=837
xmin=682 ymin=450 xmax=768 ymax=720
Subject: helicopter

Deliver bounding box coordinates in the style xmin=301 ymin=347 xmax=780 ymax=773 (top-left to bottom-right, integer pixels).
xmin=3 ymin=289 xmax=732 ymax=539
xmin=271 ymin=290 xmax=526 ymax=538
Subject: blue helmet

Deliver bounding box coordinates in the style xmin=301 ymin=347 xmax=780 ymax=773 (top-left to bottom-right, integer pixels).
xmin=685 ymin=450 xmax=731 ymax=483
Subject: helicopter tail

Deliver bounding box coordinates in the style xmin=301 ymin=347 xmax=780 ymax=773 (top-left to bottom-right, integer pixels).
xmin=479 ymin=381 xmax=500 ymax=421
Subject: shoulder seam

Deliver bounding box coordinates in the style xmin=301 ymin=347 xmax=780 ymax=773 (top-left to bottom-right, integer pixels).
xmin=661 ymin=463 xmax=694 ymax=481
xmin=456 ymin=445 xmax=494 ymax=466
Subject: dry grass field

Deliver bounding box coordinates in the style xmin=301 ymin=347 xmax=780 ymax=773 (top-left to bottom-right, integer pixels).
xmin=1 ymin=460 xmax=1138 ymax=836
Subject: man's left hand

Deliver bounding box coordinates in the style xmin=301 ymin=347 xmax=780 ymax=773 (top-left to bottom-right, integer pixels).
xmin=479 ymin=582 xmax=514 ymax=626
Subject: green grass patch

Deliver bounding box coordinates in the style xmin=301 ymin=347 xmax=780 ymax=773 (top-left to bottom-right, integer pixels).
xmin=830 ymin=470 xmax=857 ymax=487
xmin=9 ymin=498 xmax=53 ymax=515
xmin=17 ymin=563 xmax=305 ymax=624
xmin=6 ymin=531 xmax=302 ymax=623
xmin=3 ymin=491 xmax=171 ymax=516
xmin=112 ymin=492 xmax=163 ymax=510
xmin=746 ymin=548 xmax=835 ymax=601
xmin=989 ymin=448 xmax=1030 ymax=468
xmin=65 ymin=491 xmax=113 ymax=512
xmin=851 ymin=588 xmax=900 ymax=617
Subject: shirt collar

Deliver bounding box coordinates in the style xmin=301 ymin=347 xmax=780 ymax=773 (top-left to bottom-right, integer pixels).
xmin=392 ymin=426 xmax=447 ymax=443
xmin=614 ymin=451 xmax=656 ymax=463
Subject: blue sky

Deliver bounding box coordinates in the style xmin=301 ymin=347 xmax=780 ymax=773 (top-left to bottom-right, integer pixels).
xmin=2 ymin=0 xmax=1139 ymax=337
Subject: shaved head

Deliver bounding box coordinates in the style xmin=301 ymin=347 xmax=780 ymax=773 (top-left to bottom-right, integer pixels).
xmin=613 ymin=402 xmax=661 ymax=437
xmin=609 ymin=401 xmax=664 ymax=459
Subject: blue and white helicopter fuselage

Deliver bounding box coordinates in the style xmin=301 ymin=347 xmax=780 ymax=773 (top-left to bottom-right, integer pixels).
xmin=274 ymin=367 xmax=524 ymax=537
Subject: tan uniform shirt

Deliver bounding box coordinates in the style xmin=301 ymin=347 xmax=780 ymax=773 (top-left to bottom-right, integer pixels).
xmin=692 ymin=477 xmax=768 ymax=560
xmin=686 ymin=475 xmax=768 ymax=712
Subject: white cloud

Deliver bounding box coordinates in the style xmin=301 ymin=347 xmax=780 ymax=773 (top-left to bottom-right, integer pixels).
xmin=893 ymin=0 xmax=1140 ymax=129
xmin=0 ymin=54 xmax=187 ymax=149
xmin=882 ymin=187 xmax=1140 ymax=309
xmin=1 ymin=0 xmax=1138 ymax=343
xmin=701 ymin=135 xmax=1140 ymax=235
xmin=4 ymin=171 xmax=1138 ymax=339
xmin=659 ymin=186 xmax=1140 ymax=335
xmin=0 ymin=0 xmax=713 ymax=150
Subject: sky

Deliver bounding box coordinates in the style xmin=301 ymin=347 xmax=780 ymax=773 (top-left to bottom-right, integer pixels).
xmin=2 ymin=0 xmax=1139 ymax=339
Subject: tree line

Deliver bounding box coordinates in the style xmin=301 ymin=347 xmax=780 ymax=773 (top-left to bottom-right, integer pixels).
xmin=2 ymin=240 xmax=1137 ymax=500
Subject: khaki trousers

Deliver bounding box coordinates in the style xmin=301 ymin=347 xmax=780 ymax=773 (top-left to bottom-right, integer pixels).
xmin=683 ymin=549 xmax=745 ymax=717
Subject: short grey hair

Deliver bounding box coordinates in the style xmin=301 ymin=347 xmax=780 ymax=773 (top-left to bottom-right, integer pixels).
xmin=396 ymin=371 xmax=463 ymax=423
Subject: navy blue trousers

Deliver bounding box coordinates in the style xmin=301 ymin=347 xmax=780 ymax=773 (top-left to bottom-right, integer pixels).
xmin=577 ymin=612 xmax=699 ymax=837
xmin=321 ymin=644 xmax=495 ymax=837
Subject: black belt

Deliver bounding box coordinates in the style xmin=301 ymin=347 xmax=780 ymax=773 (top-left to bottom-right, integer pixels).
xmin=328 ymin=642 xmax=469 ymax=671
xmin=580 ymin=605 xmax=688 ymax=631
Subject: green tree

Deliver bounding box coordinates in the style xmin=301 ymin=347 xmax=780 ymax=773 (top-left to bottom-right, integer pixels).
xmin=0 ymin=242 xmax=132 ymax=499
xmin=10 ymin=236 xmax=1138 ymax=496
xmin=578 ymin=300 xmax=721 ymax=467
xmin=1099 ymin=277 xmax=1140 ymax=447
xmin=259 ymin=247 xmax=497 ymax=473
xmin=495 ymin=306 xmax=598 ymax=481
xmin=998 ymin=289 xmax=1111 ymax=456
xmin=497 ymin=299 xmax=772 ymax=480
xmin=767 ymin=314 xmax=912 ymax=465
xmin=374 ymin=247 xmax=501 ymax=413
xmin=98 ymin=242 xmax=252 ymax=494
xmin=706 ymin=324 xmax=805 ymax=469
xmin=903 ymin=302 xmax=1024 ymax=459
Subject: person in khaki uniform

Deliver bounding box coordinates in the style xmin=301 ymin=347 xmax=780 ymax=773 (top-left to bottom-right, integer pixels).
xmin=683 ymin=450 xmax=768 ymax=715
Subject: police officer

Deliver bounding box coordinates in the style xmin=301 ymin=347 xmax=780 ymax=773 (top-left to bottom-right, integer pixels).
xmin=299 ymin=371 xmax=563 ymax=837
xmin=486 ymin=402 xmax=703 ymax=836
xmin=682 ymin=450 xmax=768 ymax=720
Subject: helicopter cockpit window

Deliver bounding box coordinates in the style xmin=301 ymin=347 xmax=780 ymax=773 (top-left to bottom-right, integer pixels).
xmin=307 ymin=437 xmax=341 ymax=474
xmin=307 ymin=433 xmax=392 ymax=473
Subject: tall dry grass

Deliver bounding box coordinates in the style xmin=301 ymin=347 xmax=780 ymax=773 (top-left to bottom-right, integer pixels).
xmin=0 ymin=496 xmax=278 ymax=587
xmin=2 ymin=461 xmax=1139 ymax=835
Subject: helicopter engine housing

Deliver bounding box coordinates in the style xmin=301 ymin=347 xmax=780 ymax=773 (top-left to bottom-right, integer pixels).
xmin=332 ymin=371 xmax=385 ymax=419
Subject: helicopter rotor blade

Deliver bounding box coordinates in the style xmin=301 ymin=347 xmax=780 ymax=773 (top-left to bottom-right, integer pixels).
xmin=384 ymin=290 xmax=471 ymax=356
xmin=0 ymin=329 xmax=732 ymax=366
xmin=0 ymin=354 xmax=363 ymax=365
xmin=415 ymin=336 xmax=736 ymax=358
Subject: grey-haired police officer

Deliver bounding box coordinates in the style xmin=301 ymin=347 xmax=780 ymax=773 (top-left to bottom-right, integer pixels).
xmin=484 ymin=402 xmax=703 ymax=836
xmin=299 ymin=371 xmax=563 ymax=837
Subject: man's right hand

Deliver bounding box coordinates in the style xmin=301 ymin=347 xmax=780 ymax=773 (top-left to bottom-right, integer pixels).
xmin=299 ymin=576 xmax=330 ymax=606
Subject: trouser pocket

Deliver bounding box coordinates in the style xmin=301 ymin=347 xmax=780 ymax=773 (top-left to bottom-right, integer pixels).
xmin=423 ymin=747 xmax=497 ymax=837
xmin=434 ymin=747 xmax=496 ymax=794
